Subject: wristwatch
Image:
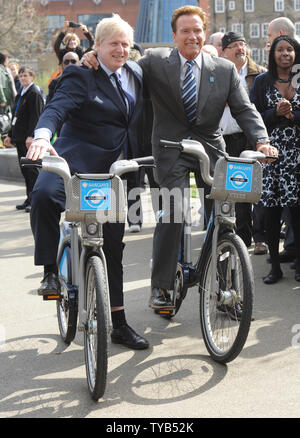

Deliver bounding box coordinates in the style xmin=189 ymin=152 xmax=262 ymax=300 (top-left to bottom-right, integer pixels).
xmin=256 ymin=137 xmax=270 ymax=145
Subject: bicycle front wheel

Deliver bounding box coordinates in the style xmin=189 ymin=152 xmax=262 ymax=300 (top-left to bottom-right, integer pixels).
xmin=84 ymin=255 xmax=109 ymax=401
xmin=199 ymin=232 xmax=254 ymax=363
xmin=57 ymin=243 xmax=78 ymax=345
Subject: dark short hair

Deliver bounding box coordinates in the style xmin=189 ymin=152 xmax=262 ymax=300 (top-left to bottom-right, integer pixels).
xmin=0 ymin=52 xmax=9 ymax=65
xmin=267 ymin=35 xmax=300 ymax=84
xmin=171 ymin=5 xmax=207 ymax=33
xmin=18 ymin=66 xmax=35 ymax=77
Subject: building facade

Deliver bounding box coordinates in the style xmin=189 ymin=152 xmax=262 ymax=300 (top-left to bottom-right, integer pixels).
xmin=135 ymin=0 xmax=209 ymax=43
xmin=209 ymin=0 xmax=300 ymax=64
xmin=34 ymin=0 xmax=209 ymax=46
xmin=35 ymin=0 xmax=140 ymax=42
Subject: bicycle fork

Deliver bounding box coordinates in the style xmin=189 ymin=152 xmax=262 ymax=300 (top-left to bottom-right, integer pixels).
xmin=210 ymin=200 xmax=237 ymax=304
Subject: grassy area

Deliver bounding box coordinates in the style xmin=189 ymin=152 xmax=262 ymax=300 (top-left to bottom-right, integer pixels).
xmin=35 ymin=70 xmax=54 ymax=94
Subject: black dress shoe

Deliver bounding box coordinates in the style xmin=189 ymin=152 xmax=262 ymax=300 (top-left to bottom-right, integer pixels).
xmin=263 ymin=268 xmax=283 ymax=285
xmin=37 ymin=272 xmax=60 ymax=296
xmin=25 ymin=205 xmax=31 ymax=213
xmin=148 ymin=287 xmax=174 ymax=310
xmin=111 ymin=324 xmax=149 ymax=350
xmin=16 ymin=199 xmax=30 ymax=210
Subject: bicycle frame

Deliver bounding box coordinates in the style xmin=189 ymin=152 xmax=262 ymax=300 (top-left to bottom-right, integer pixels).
xmin=158 ymin=139 xmax=266 ymax=315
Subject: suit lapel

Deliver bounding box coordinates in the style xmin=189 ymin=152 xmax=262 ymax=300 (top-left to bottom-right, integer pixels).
xmin=164 ymin=48 xmax=186 ymax=118
xmin=197 ymin=52 xmax=216 ymax=116
xmin=123 ymin=61 xmax=142 ymax=121
xmin=93 ymin=67 xmax=127 ymax=116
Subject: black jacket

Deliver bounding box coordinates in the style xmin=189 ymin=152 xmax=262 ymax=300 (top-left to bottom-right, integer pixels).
xmin=54 ymin=30 xmax=94 ymax=64
xmin=250 ymin=72 xmax=300 ymax=134
xmin=9 ymin=83 xmax=44 ymax=143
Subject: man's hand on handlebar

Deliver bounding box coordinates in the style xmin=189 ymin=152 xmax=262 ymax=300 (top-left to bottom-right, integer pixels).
xmin=256 ymin=142 xmax=278 ymax=163
xmin=26 ymin=138 xmax=58 ymax=161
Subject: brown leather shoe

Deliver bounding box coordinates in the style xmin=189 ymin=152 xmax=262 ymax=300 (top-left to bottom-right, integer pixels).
xmin=148 ymin=287 xmax=174 ymax=310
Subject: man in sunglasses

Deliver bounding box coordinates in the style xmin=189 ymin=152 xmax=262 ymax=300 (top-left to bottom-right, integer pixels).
xmin=46 ymin=52 xmax=80 ymax=104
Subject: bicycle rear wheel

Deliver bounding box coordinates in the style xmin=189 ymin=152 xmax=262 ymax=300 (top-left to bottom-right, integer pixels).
xmin=57 ymin=243 xmax=78 ymax=345
xmin=199 ymin=232 xmax=254 ymax=363
xmin=84 ymin=255 xmax=109 ymax=401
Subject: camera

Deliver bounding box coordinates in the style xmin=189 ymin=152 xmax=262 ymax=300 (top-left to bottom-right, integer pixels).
xmin=69 ymin=21 xmax=81 ymax=28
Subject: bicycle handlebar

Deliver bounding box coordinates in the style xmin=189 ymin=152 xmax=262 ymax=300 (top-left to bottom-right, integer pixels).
xmin=159 ymin=139 xmax=273 ymax=186
xmin=160 ymin=139 xmax=214 ymax=186
xmin=20 ymin=155 xmax=155 ymax=182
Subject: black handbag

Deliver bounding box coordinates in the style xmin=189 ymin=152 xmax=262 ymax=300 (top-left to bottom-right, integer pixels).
xmin=0 ymin=113 xmax=11 ymax=134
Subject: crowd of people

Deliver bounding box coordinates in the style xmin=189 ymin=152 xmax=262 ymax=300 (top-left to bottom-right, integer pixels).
xmin=0 ymin=7 xmax=299 ymax=350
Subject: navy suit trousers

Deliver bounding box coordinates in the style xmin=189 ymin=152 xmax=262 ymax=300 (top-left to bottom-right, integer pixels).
xmin=30 ymin=171 xmax=125 ymax=307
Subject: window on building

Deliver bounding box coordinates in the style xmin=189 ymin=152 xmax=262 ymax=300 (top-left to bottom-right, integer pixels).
xmin=295 ymin=0 xmax=300 ymax=10
xmin=296 ymin=22 xmax=300 ymax=36
xmin=215 ymin=0 xmax=225 ymax=13
xmin=77 ymin=14 xmax=112 ymax=35
xmin=232 ymin=23 xmax=244 ymax=34
xmin=47 ymin=15 xmax=65 ymax=31
xmin=274 ymin=0 xmax=284 ymax=11
xmin=250 ymin=23 xmax=260 ymax=38
xmin=262 ymin=48 xmax=268 ymax=65
xmin=244 ymin=0 xmax=254 ymax=12
xmin=261 ymin=23 xmax=269 ymax=38
xmin=228 ymin=1 xmax=236 ymax=10
xmin=251 ymin=48 xmax=260 ymax=63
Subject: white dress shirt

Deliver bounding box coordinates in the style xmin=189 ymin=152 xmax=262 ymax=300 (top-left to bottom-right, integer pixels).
xmin=220 ymin=59 xmax=248 ymax=136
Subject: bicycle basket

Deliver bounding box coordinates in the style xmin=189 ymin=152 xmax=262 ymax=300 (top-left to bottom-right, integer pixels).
xmin=64 ymin=173 xmax=126 ymax=223
xmin=208 ymin=156 xmax=262 ymax=203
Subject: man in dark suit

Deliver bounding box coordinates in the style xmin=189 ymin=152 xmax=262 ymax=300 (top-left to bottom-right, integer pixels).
xmin=4 ymin=66 xmax=44 ymax=212
xmin=82 ymin=6 xmax=277 ymax=313
xmin=26 ymin=14 xmax=148 ymax=350
xmin=137 ymin=6 xmax=275 ymax=310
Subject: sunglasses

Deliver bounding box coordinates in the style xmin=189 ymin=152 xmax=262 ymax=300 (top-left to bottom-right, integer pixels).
xmin=63 ymin=59 xmax=77 ymax=65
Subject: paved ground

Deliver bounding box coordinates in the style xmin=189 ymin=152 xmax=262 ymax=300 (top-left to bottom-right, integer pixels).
xmin=0 ymin=178 xmax=300 ymax=419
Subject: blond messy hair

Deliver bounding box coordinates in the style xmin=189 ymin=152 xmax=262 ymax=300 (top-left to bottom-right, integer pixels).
xmin=63 ymin=32 xmax=80 ymax=47
xmin=94 ymin=14 xmax=134 ymax=47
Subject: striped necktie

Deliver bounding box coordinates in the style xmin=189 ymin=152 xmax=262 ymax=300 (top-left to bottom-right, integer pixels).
xmin=182 ymin=60 xmax=197 ymax=125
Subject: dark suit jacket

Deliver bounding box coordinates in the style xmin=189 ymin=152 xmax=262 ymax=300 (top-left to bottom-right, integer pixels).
xmin=139 ymin=48 xmax=268 ymax=185
xmin=36 ymin=62 xmax=143 ymax=173
xmin=10 ymin=84 xmax=44 ymax=143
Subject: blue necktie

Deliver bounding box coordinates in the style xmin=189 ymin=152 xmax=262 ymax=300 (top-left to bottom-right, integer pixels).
xmin=182 ymin=60 xmax=197 ymax=125
xmin=112 ymin=72 xmax=134 ymax=116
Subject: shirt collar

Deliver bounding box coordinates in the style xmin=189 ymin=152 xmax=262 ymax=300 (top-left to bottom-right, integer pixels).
xmin=21 ymin=82 xmax=34 ymax=96
xmin=97 ymin=57 xmax=124 ymax=78
xmin=239 ymin=59 xmax=248 ymax=77
xmin=178 ymin=51 xmax=202 ymax=70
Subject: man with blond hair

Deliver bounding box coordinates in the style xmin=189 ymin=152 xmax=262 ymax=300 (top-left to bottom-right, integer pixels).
xmin=26 ymin=14 xmax=148 ymax=350
xmin=82 ymin=6 xmax=274 ymax=316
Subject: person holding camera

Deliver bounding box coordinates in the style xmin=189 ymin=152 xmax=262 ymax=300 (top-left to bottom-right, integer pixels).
xmin=54 ymin=21 xmax=94 ymax=67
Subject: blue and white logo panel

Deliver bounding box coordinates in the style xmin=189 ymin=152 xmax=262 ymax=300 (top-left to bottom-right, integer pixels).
xmin=80 ymin=180 xmax=111 ymax=211
xmin=225 ymin=162 xmax=253 ymax=192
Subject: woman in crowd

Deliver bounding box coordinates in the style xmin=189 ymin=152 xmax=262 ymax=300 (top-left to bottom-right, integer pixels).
xmin=54 ymin=21 xmax=94 ymax=66
xmin=250 ymin=35 xmax=300 ymax=284
xmin=8 ymin=61 xmax=21 ymax=93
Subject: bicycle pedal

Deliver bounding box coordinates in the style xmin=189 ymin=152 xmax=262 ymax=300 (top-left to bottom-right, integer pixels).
xmin=43 ymin=294 xmax=61 ymax=301
xmin=156 ymin=308 xmax=175 ymax=314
